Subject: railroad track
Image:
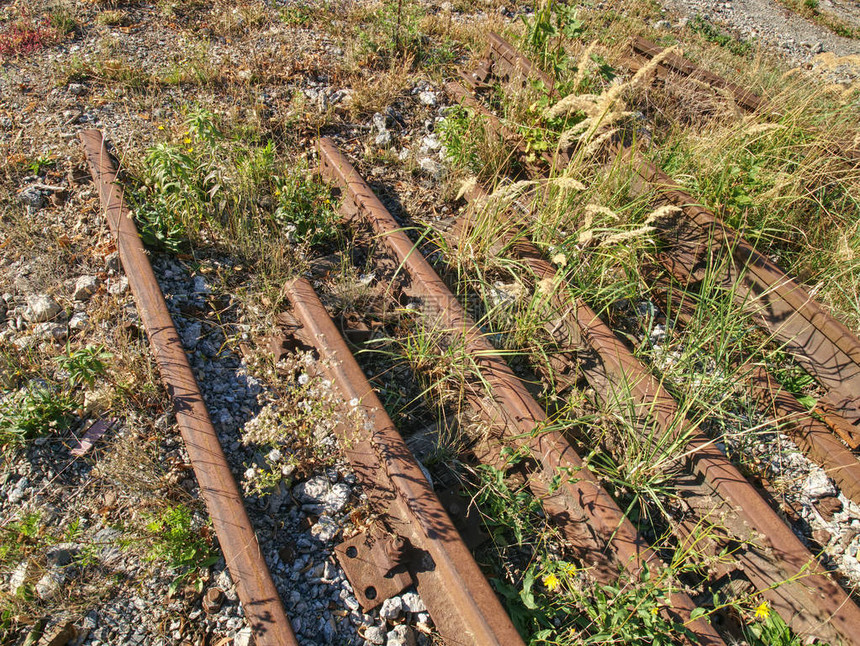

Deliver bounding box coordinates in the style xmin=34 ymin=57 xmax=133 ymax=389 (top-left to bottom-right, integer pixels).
xmin=76 ymin=31 xmax=860 ymax=646
xmin=82 ymin=128 xmax=721 ymax=645
xmin=444 ymin=32 xmax=860 ymax=645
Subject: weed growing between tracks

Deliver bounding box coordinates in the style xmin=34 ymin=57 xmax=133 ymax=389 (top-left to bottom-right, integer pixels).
xmin=126 ymin=107 xmax=340 ymax=265
xmin=423 ymin=2 xmax=860 ymax=642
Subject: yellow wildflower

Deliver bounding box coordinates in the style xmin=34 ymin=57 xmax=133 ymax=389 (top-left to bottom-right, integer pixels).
xmin=755 ymin=601 xmax=770 ymax=620
xmin=186 ymin=148 xmax=194 ymax=154
xmin=561 ymin=563 xmax=577 ymax=577
xmin=651 ymin=607 xmax=659 ymax=616
xmin=543 ymin=573 xmax=560 ymax=591
xmin=157 ymin=125 xmax=165 ymax=130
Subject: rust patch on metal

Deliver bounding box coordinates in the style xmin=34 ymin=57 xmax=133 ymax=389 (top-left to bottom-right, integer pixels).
xmin=630 ymin=37 xmax=764 ymax=112
xmin=628 ymin=151 xmax=860 ymax=427
xmin=335 ymin=528 xmax=413 ymax=609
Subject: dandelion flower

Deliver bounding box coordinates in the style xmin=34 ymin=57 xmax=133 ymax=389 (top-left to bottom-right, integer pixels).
xmin=755 ymin=601 xmax=770 ymax=620
xmin=543 ymin=573 xmax=560 ymax=591
xmin=183 ymin=137 xmax=192 ymax=144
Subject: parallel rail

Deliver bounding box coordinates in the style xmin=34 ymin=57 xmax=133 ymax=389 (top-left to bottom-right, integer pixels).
xmin=627 ymin=37 xmax=764 ymax=112
xmin=318 ymin=137 xmax=726 ymax=646
xmin=78 ymin=32 xmax=860 ymax=644
xmin=446 ymin=36 xmax=860 ymax=645
xmin=79 ymin=130 xmax=297 ymax=646
xmin=281 ymin=277 xmax=523 ymax=646
xmin=482 ymin=31 xmax=860 ymax=434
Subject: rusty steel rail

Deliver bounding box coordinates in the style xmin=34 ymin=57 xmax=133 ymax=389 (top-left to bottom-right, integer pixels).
xmin=281 ymin=277 xmax=523 ymax=646
xmin=448 ymin=43 xmax=860 ymax=643
xmin=451 ymin=188 xmax=860 ymax=644
xmin=479 ymin=32 xmax=860 ymax=433
xmin=628 ymin=37 xmax=764 ymax=112
xmin=446 ymin=64 xmax=860 ymax=492
xmin=628 ymin=153 xmax=860 ymax=431
xmin=317 ymin=137 xmax=726 ymax=646
xmin=79 ymin=130 xmax=296 ymax=645
xmin=624 ymin=39 xmax=860 ymax=161
xmin=651 ymin=274 xmax=860 ymax=506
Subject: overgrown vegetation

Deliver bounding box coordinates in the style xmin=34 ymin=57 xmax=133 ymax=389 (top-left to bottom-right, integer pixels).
xmin=423 ymin=1 xmax=860 ymax=643
xmin=126 ymin=108 xmax=339 ymax=259
xmin=774 ymin=0 xmax=860 ymax=39
xmin=144 ymin=504 xmax=218 ymax=595
xmin=688 ymin=15 xmax=753 ymax=57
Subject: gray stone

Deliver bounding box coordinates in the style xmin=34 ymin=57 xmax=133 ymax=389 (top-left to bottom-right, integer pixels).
xmin=400 ymin=590 xmax=425 ymax=613
xmin=35 ymin=567 xmax=65 ymax=599
xmin=379 ymin=596 xmax=402 ymax=621
xmin=107 ymin=277 xmax=129 ymax=296
xmin=8 ymin=477 xmax=29 ymax=504
xmin=324 ymin=482 xmax=351 ymax=514
xmin=329 ymin=89 xmax=353 ymax=105
xmin=73 ymin=276 xmax=100 ymax=301
xmin=419 ymin=134 xmax=441 ymax=155
xmin=216 ymin=568 xmax=233 ymax=591
xmin=418 ymin=158 xmax=444 ymax=180
xmin=39 ymin=619 xmax=77 ymax=646
xmin=233 ymin=626 xmax=254 ymax=646
xmin=365 ymin=625 xmax=386 ymax=645
xmin=69 ymin=311 xmax=89 ymax=331
xmin=192 ymin=275 xmax=210 ymax=294
xmin=386 ymin=624 xmax=415 ymax=646
xmin=804 ymin=471 xmax=837 ymax=500
xmin=372 ymin=112 xmax=389 ymax=134
xmin=180 ymin=320 xmax=202 ymax=350
xmin=104 ymin=252 xmax=120 ymax=273
xmin=295 ymin=475 xmax=331 ymax=505
xmin=9 ymin=560 xmax=31 ymax=594
xmin=18 ymin=186 xmax=45 ymax=210
xmin=323 ymin=560 xmax=337 ymax=581
xmin=68 ymin=83 xmax=86 ymax=96
xmin=46 ymin=544 xmax=77 ymax=567
xmin=310 ymin=515 xmax=339 ymax=542
xmin=34 ymin=322 xmax=67 ymax=342
xmin=375 ymin=131 xmax=393 ymax=148
xmin=25 ymin=295 xmax=62 ymax=322
xmin=418 ymin=91 xmax=436 ymax=106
